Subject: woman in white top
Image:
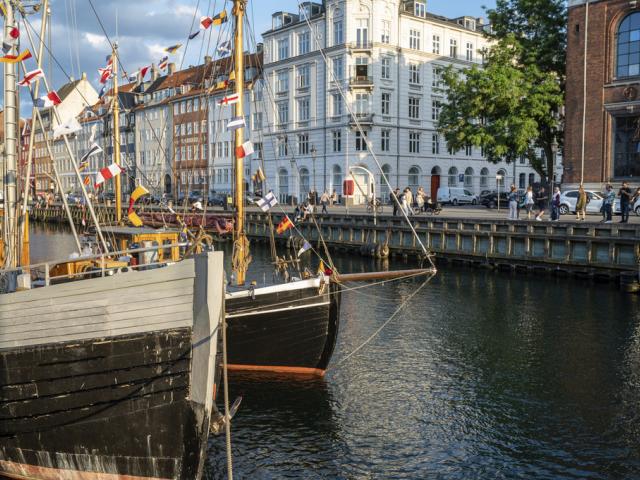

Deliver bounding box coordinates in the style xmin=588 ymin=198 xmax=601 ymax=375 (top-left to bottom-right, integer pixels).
xmin=524 ymin=186 xmax=535 ymax=220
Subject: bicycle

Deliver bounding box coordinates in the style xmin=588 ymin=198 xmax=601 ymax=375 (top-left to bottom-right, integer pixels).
xmin=366 ymin=198 xmax=383 ymax=214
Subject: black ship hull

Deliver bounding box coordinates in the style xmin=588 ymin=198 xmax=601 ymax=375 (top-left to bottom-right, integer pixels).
xmin=225 ymin=277 xmax=341 ymax=376
xmin=0 ymin=253 xmax=225 ymax=480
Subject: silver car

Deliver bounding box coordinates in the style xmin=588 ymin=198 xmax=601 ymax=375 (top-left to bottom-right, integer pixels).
xmin=559 ymin=190 xmax=620 ymax=215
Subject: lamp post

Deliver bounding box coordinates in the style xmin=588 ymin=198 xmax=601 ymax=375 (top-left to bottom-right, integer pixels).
xmin=496 ymin=174 xmax=503 ymax=211
xmin=311 ymin=145 xmax=317 ymax=193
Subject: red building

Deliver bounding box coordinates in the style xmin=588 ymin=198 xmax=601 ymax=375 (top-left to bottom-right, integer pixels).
xmin=565 ymin=0 xmax=640 ymax=188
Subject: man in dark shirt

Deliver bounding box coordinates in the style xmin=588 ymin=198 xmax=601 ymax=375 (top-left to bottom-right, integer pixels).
xmin=618 ymin=182 xmax=633 ymax=223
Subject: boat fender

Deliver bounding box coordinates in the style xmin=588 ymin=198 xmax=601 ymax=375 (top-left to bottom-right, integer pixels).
xmin=248 ymin=283 xmax=256 ymax=300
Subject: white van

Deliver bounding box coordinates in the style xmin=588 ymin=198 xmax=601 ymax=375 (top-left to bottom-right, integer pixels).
xmin=437 ymin=187 xmax=478 ymax=205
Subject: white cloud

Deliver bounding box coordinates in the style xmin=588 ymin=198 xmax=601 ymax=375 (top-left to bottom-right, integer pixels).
xmin=175 ymin=5 xmax=198 ymax=17
xmin=85 ymin=32 xmax=109 ymax=50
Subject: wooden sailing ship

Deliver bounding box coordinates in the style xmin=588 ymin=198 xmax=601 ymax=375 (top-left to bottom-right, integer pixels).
xmin=0 ymin=2 xmax=226 ymax=479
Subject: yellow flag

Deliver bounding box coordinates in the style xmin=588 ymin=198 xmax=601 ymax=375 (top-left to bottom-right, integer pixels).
xmin=130 ymin=185 xmax=149 ymax=202
xmin=128 ymin=211 xmax=143 ymax=227
xmin=0 ymin=49 xmax=32 ymax=64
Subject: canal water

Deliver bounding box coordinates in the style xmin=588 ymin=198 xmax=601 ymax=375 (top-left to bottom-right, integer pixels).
xmin=30 ymin=224 xmax=640 ymax=479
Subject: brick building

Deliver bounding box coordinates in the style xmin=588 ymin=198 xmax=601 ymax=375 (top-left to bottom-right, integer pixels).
xmin=566 ymin=0 xmax=640 ymax=188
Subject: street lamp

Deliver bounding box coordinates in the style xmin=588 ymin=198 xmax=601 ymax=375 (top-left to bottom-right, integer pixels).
xmin=311 ymin=145 xmax=317 ymax=194
xmin=496 ymin=174 xmax=503 ymax=211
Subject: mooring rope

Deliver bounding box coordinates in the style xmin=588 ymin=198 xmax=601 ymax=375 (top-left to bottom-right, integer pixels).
xmin=327 ymin=274 xmax=435 ymax=373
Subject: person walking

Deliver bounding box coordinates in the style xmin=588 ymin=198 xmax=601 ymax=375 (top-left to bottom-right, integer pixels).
xmin=551 ymin=187 xmax=561 ymax=221
xmin=508 ymin=185 xmax=518 ymax=220
xmin=535 ymin=186 xmax=547 ymax=221
xmin=576 ymin=184 xmax=588 ymax=221
xmin=524 ymin=186 xmax=535 ymax=220
xmin=405 ymin=187 xmax=414 ymax=212
xmin=602 ymin=184 xmax=615 ymax=223
xmin=392 ymin=187 xmax=400 ymax=216
xmin=416 ymin=187 xmax=425 ymax=213
xmin=320 ymin=190 xmax=330 ymax=214
xmin=330 ymin=189 xmax=338 ymax=206
xmin=618 ymin=181 xmax=633 ymax=223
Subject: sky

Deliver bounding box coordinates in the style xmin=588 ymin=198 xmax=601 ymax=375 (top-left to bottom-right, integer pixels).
xmin=3 ymin=0 xmax=495 ymax=114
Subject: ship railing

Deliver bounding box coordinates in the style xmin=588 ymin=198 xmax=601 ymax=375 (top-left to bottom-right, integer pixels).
xmin=0 ymin=242 xmax=191 ymax=288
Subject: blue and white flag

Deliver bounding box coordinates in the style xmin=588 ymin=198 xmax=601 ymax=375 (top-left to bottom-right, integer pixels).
xmin=297 ymin=241 xmax=312 ymax=257
xmin=217 ymin=40 xmax=231 ymax=56
xmin=256 ymin=191 xmax=278 ymax=212
xmin=227 ymin=116 xmax=245 ymax=131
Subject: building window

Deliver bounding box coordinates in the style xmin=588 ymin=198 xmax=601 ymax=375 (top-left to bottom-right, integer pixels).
xmin=298 ymin=133 xmax=309 ymax=155
xmin=332 ymin=130 xmax=342 ymax=152
xmin=278 ymin=168 xmax=289 ymax=195
xmin=519 ymin=172 xmax=526 ymax=189
xmin=613 ymin=115 xmax=640 ymax=177
xmin=480 ymin=167 xmax=489 ymax=188
xmin=356 ymin=18 xmax=369 ymax=47
xmin=617 ymin=13 xmax=640 ymax=78
xmin=497 ymin=169 xmax=507 ymax=187
xmin=381 ymin=57 xmax=391 ymax=79
xmin=381 ymin=129 xmax=390 ymax=151
xmin=298 ymin=32 xmax=310 ymax=55
xmin=415 ymin=1 xmax=426 ymax=18
xmin=466 ymin=42 xmax=474 ymax=62
xmin=464 ymin=167 xmax=474 ymax=188
xmin=432 ymin=66 xmax=443 ymax=87
xmin=465 ymin=144 xmax=472 ymax=156
xmin=450 ymin=39 xmax=458 ymax=58
xmin=448 ymin=166 xmax=458 ymax=187
xmin=332 ymin=93 xmax=343 ymax=116
xmin=529 ymin=173 xmax=535 ymax=186
xmin=432 ymin=134 xmax=439 ymax=154
xmin=381 ymin=20 xmax=391 ymax=44
xmin=381 ymin=92 xmax=390 ymax=115
xmin=332 ymin=56 xmax=344 ymax=80
xmin=433 ymin=35 xmax=440 ymax=55
xmin=278 ymin=38 xmax=289 ymax=60
xmin=332 ymin=164 xmax=342 ymax=194
xmin=409 ymin=29 xmax=421 ymax=50
xmin=278 ymin=137 xmax=289 ymax=157
xmin=409 ymin=97 xmax=420 ymax=119
xmin=409 ymin=63 xmax=421 ymax=84
xmin=431 ymin=99 xmax=441 ymax=121
xmin=298 ymin=98 xmax=310 ymax=122
xmin=355 ymin=130 xmax=368 ymax=151
xmin=277 ymin=102 xmax=289 ymax=126
xmin=355 ymin=92 xmax=370 ymax=115
xmin=277 ymin=70 xmax=289 ymax=93
xmin=409 ymin=132 xmax=420 ymax=153
xmin=408 ymin=165 xmax=421 ymax=186
xmin=333 ymin=19 xmax=344 ymax=45
xmin=297 ymin=65 xmax=310 ymax=88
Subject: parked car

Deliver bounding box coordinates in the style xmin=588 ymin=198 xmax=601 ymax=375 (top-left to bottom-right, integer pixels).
xmin=436 ymin=187 xmax=478 ymax=205
xmin=559 ymin=190 xmax=620 ymax=215
xmin=480 ymin=191 xmax=510 ymax=209
xmin=635 ymin=197 xmax=640 ymax=216
xmin=207 ymin=193 xmax=226 ymax=207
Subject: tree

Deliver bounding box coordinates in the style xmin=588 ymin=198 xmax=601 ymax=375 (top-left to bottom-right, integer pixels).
xmin=438 ymin=0 xmax=566 ymax=182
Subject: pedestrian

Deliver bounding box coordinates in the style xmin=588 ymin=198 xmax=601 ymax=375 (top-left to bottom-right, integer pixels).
xmin=508 ymin=185 xmax=518 ymax=220
xmin=331 ymin=189 xmax=338 ymax=206
xmin=551 ymin=187 xmax=561 ymax=221
xmin=392 ymin=187 xmax=400 ymax=216
xmin=618 ymin=181 xmax=633 ymax=223
xmin=576 ymin=184 xmax=588 ymax=221
xmin=405 ymin=188 xmax=413 ymax=211
xmin=416 ymin=189 xmax=425 ymax=213
xmin=535 ymin=186 xmax=547 ymax=221
xmin=602 ymin=184 xmax=615 ymax=223
xmin=320 ymin=190 xmax=330 ymax=214
xmin=524 ymin=186 xmax=535 ymax=220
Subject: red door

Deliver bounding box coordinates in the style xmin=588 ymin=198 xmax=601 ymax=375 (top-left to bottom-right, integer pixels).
xmin=430 ymin=175 xmax=440 ymax=198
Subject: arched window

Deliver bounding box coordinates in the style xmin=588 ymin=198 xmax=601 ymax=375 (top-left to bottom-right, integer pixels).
xmin=299 ymin=167 xmax=310 ymax=196
xmin=380 ymin=164 xmax=392 ymax=201
xmin=464 ymin=167 xmax=474 ymax=188
xmin=332 ymin=165 xmax=342 ymax=195
xmin=408 ymin=166 xmax=421 ymax=188
xmin=529 ymin=173 xmax=535 ymax=186
xmin=480 ymin=167 xmax=489 ymax=188
xmin=431 ymin=166 xmax=441 ymax=176
xmin=617 ymin=12 xmax=640 ymax=78
xmin=496 ymin=168 xmax=506 ymax=187
xmin=448 ymin=166 xmax=458 ymax=187
xmin=278 ymin=168 xmax=289 ymax=197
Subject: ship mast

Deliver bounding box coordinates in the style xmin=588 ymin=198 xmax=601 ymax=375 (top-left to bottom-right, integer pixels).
xmin=231 ymin=0 xmax=250 ymax=286
xmin=112 ymin=43 xmax=122 ymax=223
xmin=3 ymin=1 xmax=20 ymax=268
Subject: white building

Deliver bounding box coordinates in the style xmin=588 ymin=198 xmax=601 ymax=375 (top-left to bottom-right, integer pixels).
xmin=260 ymin=0 xmax=540 ymax=204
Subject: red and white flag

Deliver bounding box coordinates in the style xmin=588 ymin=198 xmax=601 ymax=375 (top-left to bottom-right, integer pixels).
xmin=2 ymin=27 xmax=20 ymax=53
xmin=200 ymin=16 xmax=213 ymax=30
xmin=94 ymin=163 xmax=124 ymax=188
xmin=34 ymin=91 xmax=62 ymax=108
xmin=18 ymin=68 xmax=44 ymax=87
xmin=140 ymin=65 xmax=150 ymax=79
xmin=235 ymin=141 xmax=254 ymax=159
xmin=98 ymin=58 xmax=114 ymax=84
xmin=218 ymin=93 xmax=239 ymax=106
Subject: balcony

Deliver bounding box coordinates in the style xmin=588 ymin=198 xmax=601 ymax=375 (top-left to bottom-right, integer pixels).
xmin=350 ymin=75 xmax=374 ymax=89
xmin=348 ymin=41 xmax=373 ymax=53
xmin=349 ymin=113 xmax=374 ymax=127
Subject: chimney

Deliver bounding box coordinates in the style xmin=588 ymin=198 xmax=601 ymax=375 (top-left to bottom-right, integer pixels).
xmin=151 ymin=63 xmax=159 ymax=81
xmin=168 ymin=63 xmax=176 ymax=75
xmin=204 ymin=55 xmax=212 ymax=64
xmin=81 ymin=72 xmax=87 ymax=80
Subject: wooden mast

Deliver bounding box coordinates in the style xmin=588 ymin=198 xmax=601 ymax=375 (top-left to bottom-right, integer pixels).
xmin=232 ymin=0 xmax=250 ymax=285
xmin=112 ymin=43 xmax=122 ymax=223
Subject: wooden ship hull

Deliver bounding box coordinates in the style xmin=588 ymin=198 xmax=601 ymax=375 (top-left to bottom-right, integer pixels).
xmin=225 ymin=277 xmax=341 ymax=376
xmin=0 ymin=252 xmax=225 ymax=480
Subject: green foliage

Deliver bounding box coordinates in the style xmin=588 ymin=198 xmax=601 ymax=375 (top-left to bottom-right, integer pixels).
xmin=438 ymin=0 xmax=567 ymax=180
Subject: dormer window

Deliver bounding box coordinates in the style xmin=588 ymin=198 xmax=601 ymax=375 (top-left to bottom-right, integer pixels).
xmin=415 ymin=1 xmax=426 ymax=18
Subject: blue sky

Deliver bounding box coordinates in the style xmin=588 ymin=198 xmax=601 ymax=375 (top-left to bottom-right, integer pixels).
xmin=6 ymin=0 xmax=495 ymax=113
